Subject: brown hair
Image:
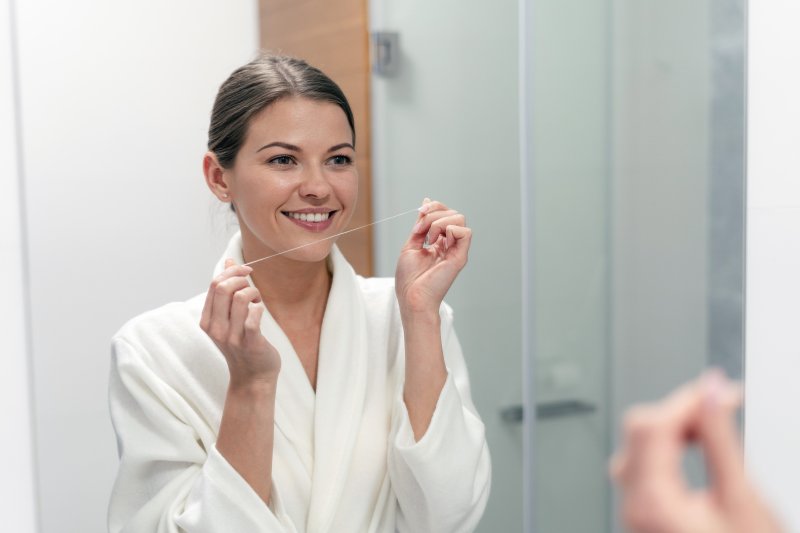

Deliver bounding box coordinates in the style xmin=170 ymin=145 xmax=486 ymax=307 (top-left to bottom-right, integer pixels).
xmin=208 ymin=54 xmax=355 ymax=169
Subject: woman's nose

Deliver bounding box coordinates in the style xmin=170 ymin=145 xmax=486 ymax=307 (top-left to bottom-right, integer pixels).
xmin=298 ymin=166 xmax=332 ymax=200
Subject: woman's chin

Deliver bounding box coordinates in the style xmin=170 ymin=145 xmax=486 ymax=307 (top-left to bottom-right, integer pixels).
xmin=282 ymin=240 xmax=336 ymax=263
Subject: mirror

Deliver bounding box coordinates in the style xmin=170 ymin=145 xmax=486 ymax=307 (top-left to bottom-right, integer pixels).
xmin=372 ymin=0 xmax=746 ymax=531
xmin=3 ymin=0 xmax=745 ymax=531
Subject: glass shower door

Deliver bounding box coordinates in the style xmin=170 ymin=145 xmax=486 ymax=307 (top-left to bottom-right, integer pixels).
xmin=370 ymin=0 xmax=745 ymax=531
xmin=523 ymin=1 xmax=613 ymax=530
xmin=369 ymin=1 xmax=523 ymax=532
xmin=523 ymin=0 xmax=746 ymax=532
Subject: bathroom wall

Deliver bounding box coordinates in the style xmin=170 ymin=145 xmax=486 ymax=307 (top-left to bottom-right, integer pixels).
xmin=0 ymin=1 xmax=38 ymax=530
xmin=745 ymin=1 xmax=800 ymax=530
xmin=11 ymin=1 xmax=258 ymax=530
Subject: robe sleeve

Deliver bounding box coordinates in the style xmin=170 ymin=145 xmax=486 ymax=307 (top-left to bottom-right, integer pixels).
xmin=108 ymin=336 xmax=296 ymax=533
xmin=388 ymin=305 xmax=492 ymax=533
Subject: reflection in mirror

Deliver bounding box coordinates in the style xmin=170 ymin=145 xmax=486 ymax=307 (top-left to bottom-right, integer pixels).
xmin=370 ymin=0 xmax=522 ymax=530
xmin=375 ymin=0 xmax=745 ymax=532
xmin=3 ymin=0 xmax=746 ymax=531
xmin=524 ymin=1 xmax=746 ymax=532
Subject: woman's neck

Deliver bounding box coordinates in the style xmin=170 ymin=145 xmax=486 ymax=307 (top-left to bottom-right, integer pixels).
xmin=242 ymin=242 xmax=332 ymax=328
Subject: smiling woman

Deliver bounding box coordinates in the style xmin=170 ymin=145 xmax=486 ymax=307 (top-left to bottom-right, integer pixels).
xmin=107 ymin=54 xmax=490 ymax=533
xmin=205 ymin=95 xmax=359 ymax=260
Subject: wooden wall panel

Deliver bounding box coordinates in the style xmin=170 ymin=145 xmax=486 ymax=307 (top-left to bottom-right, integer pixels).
xmin=259 ymin=0 xmax=374 ymax=276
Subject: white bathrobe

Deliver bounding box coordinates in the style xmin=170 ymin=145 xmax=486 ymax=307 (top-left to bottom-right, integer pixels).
xmin=108 ymin=234 xmax=491 ymax=533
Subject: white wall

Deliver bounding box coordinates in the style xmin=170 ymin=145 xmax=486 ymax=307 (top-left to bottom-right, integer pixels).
xmin=0 ymin=1 xmax=38 ymax=531
xmin=12 ymin=1 xmax=258 ymax=531
xmin=745 ymin=1 xmax=800 ymax=530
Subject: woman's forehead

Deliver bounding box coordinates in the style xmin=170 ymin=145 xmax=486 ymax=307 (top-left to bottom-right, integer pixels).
xmin=245 ymin=97 xmax=353 ymax=147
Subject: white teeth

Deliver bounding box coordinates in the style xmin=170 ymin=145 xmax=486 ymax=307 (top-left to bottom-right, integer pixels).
xmin=288 ymin=212 xmax=330 ymax=222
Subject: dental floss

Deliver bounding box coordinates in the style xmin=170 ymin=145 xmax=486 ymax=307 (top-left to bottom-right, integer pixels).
xmin=242 ymin=206 xmax=422 ymax=267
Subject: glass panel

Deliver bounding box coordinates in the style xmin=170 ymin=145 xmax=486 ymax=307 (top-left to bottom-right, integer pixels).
xmin=369 ymin=1 xmax=522 ymax=532
xmin=526 ymin=1 xmax=612 ymax=530
xmin=372 ymin=0 xmax=745 ymax=531
xmin=524 ymin=0 xmax=746 ymax=532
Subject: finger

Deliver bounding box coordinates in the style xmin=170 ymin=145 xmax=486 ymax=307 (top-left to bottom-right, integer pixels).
xmin=200 ymin=260 xmax=252 ymax=329
xmin=412 ymin=209 xmax=459 ymax=236
xmin=417 ymin=198 xmax=449 ymax=215
xmin=620 ymin=380 xmax=715 ymax=495
xmin=208 ymin=276 xmax=252 ymax=339
xmin=614 ymin=384 xmax=714 ymax=533
xmin=444 ymin=225 xmax=472 ymax=255
xmin=618 ymin=405 xmax=659 ymax=485
xmin=619 ymin=400 xmax=690 ymax=488
xmin=403 ymin=209 xmax=458 ymax=251
xmin=228 ymin=286 xmax=263 ymax=344
xmin=243 ymin=302 xmax=266 ymax=342
xmin=418 ymin=234 xmax=444 ymax=258
xmin=696 ymin=371 xmax=747 ymax=502
xmin=425 ymin=212 xmax=465 ymax=243
xmin=608 ymin=451 xmax=627 ymax=482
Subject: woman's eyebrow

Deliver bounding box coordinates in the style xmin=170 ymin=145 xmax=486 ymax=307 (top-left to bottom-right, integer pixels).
xmin=328 ymin=143 xmax=354 ymax=152
xmin=257 ymin=141 xmax=301 ymax=153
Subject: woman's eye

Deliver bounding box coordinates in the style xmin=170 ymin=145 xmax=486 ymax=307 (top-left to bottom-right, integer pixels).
xmin=329 ymin=155 xmax=352 ymax=166
xmin=269 ymin=155 xmax=295 ymax=166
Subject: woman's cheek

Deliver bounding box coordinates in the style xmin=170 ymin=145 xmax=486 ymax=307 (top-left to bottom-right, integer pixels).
xmin=346 ymin=171 xmax=360 ymax=204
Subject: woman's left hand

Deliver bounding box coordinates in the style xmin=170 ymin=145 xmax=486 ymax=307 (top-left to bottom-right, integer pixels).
xmin=395 ymin=199 xmax=472 ymax=317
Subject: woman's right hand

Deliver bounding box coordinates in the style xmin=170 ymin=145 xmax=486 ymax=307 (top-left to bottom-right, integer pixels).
xmin=200 ymin=258 xmax=281 ymax=388
xmin=610 ymin=371 xmax=782 ymax=533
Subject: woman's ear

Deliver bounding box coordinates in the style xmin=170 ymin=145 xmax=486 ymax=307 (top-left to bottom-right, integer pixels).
xmin=203 ymin=151 xmax=232 ymax=202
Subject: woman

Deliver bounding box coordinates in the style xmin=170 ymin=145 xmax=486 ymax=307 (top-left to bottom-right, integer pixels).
xmin=108 ymin=55 xmax=490 ymax=533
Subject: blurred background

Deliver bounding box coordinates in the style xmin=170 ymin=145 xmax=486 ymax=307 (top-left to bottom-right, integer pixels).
xmin=7 ymin=0 xmax=795 ymax=532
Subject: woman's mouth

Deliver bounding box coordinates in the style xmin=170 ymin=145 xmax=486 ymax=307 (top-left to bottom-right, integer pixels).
xmin=281 ymin=210 xmax=338 ymax=232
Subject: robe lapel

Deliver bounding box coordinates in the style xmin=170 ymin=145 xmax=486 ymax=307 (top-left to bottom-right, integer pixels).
xmin=260 ymin=309 xmax=316 ymax=476
xmin=306 ymin=246 xmax=368 ymax=533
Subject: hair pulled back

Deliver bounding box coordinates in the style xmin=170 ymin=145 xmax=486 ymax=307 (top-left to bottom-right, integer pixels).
xmin=208 ymin=54 xmax=355 ymax=168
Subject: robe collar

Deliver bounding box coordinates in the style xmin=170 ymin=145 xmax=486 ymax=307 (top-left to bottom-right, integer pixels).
xmin=214 ymin=232 xmax=369 ymax=533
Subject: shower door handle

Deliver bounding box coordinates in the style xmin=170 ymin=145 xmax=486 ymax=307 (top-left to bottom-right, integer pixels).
xmin=500 ymin=400 xmax=597 ymax=423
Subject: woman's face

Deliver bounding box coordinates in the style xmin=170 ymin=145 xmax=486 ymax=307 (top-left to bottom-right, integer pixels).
xmin=225 ymin=96 xmax=358 ymax=263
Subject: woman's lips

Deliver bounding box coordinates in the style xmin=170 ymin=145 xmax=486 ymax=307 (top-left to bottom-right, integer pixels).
xmin=282 ymin=210 xmax=337 ymax=232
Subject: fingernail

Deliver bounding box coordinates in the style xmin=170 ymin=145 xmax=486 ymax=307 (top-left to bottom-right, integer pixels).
xmin=413 ymin=221 xmax=423 ymax=233
xmin=418 ymin=204 xmax=430 ymax=214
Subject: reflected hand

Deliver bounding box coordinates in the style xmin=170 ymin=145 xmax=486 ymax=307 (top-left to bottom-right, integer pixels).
xmin=610 ymin=371 xmax=782 ymax=533
xmin=395 ymin=199 xmax=472 ymax=316
xmin=199 ymin=259 xmax=281 ymax=388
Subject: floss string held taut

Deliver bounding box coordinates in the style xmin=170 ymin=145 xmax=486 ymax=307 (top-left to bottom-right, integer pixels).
xmin=242 ymin=207 xmax=421 ymax=267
